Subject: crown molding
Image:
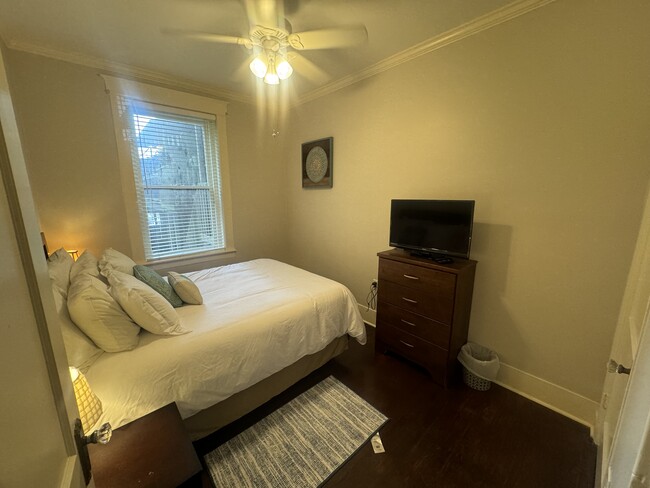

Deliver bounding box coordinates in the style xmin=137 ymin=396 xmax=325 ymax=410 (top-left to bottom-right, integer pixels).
xmin=5 ymin=39 xmax=254 ymax=105
xmin=295 ymin=0 xmax=557 ymax=106
xmin=5 ymin=0 xmax=555 ymax=107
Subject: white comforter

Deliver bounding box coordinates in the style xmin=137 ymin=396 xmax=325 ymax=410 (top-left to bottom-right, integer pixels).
xmin=85 ymin=259 xmax=366 ymax=431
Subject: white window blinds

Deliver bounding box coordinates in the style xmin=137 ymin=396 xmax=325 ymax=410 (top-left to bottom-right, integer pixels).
xmin=120 ymin=98 xmax=226 ymax=260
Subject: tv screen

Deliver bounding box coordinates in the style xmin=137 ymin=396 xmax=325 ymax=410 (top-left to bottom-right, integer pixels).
xmin=389 ymin=199 xmax=475 ymax=259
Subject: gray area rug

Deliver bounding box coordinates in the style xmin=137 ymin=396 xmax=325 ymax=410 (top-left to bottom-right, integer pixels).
xmin=204 ymin=376 xmax=388 ymax=487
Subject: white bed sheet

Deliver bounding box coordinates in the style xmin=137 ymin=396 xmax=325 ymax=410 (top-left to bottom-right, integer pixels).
xmin=85 ymin=259 xmax=366 ymax=431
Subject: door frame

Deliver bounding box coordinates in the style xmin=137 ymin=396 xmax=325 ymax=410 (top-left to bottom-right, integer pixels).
xmin=0 ymin=45 xmax=85 ymax=487
xmin=596 ymin=182 xmax=650 ymax=487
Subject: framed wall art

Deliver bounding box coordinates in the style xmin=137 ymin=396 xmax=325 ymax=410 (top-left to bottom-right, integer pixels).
xmin=302 ymin=137 xmax=333 ymax=188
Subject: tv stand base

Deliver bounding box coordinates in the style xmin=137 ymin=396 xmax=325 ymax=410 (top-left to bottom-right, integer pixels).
xmin=408 ymin=251 xmax=454 ymax=263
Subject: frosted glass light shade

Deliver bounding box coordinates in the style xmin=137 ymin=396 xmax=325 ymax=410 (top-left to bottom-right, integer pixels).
xmin=251 ymin=51 xmax=292 ymax=83
xmin=264 ymin=73 xmax=280 ymax=85
xmin=264 ymin=62 xmax=280 ymax=85
xmin=276 ymin=58 xmax=293 ymax=80
xmin=249 ymin=56 xmax=267 ymax=78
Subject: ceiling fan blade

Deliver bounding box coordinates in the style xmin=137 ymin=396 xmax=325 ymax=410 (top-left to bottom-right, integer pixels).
xmin=232 ymin=54 xmax=257 ymax=82
xmin=287 ymin=25 xmax=367 ymax=50
xmin=283 ymin=0 xmax=305 ymax=16
xmin=161 ymin=28 xmax=252 ymax=48
xmin=287 ymin=52 xmax=330 ymax=84
xmin=243 ymin=0 xmax=284 ymax=29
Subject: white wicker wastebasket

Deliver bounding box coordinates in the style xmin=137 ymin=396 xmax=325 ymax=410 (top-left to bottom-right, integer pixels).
xmin=462 ymin=367 xmax=492 ymax=391
xmin=458 ymin=342 xmax=500 ymax=391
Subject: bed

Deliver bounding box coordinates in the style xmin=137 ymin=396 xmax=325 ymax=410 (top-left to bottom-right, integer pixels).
xmin=60 ymin=257 xmax=366 ymax=440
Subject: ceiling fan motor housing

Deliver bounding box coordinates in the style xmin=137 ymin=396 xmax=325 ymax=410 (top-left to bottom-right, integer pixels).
xmin=250 ymin=25 xmax=291 ymax=51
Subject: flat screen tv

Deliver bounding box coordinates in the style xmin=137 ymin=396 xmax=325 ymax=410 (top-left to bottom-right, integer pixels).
xmin=389 ymin=199 xmax=475 ymax=259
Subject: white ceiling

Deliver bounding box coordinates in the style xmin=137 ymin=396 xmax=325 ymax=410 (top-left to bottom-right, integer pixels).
xmin=0 ymin=0 xmax=527 ymax=101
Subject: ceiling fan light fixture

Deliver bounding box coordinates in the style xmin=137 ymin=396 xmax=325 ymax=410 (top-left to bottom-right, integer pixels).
xmin=263 ymin=52 xmax=280 ymax=85
xmin=264 ymin=64 xmax=280 ymax=85
xmin=276 ymin=55 xmax=293 ymax=80
xmin=249 ymin=55 xmax=268 ymax=78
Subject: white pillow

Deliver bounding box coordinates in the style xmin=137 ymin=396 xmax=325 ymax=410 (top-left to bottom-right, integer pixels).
xmin=70 ymin=250 xmax=101 ymax=282
xmin=52 ymin=286 xmax=103 ymax=371
xmin=168 ymin=272 xmax=203 ymax=305
xmin=99 ymin=248 xmax=137 ymax=277
xmin=108 ymin=271 xmax=189 ymax=336
xmin=67 ymin=274 xmax=140 ymax=352
xmin=47 ymin=248 xmax=74 ymax=296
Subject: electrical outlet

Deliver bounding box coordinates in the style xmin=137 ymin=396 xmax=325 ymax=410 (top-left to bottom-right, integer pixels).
xmin=371 ymin=279 xmax=378 ymax=289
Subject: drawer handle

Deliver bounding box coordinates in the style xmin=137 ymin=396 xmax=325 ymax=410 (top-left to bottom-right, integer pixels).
xmin=401 ymin=319 xmax=416 ymax=327
xmin=403 ymin=274 xmax=420 ymax=280
xmin=400 ymin=340 xmax=415 ymax=348
xmin=402 ymin=297 xmax=418 ymax=304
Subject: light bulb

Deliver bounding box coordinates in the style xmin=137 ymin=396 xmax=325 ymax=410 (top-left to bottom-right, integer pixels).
xmin=276 ymin=56 xmax=293 ymax=80
xmin=264 ymin=72 xmax=280 ymax=85
xmin=249 ymin=55 xmax=267 ymax=78
xmin=264 ymin=60 xmax=280 ymax=85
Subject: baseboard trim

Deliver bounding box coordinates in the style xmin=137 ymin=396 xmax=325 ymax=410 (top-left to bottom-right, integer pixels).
xmin=595 ymin=440 xmax=603 ymax=487
xmin=494 ymin=362 xmax=598 ymax=430
xmin=359 ymin=304 xmax=597 ymax=429
xmin=357 ymin=303 xmax=376 ymax=327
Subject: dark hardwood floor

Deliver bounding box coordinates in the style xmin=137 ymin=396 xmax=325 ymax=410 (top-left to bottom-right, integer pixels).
xmin=194 ymin=325 xmax=596 ymax=487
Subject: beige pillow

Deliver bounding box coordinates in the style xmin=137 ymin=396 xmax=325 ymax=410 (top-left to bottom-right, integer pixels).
xmin=168 ymin=272 xmax=203 ymax=305
xmin=70 ymin=250 xmax=101 ymax=282
xmin=47 ymin=248 xmax=74 ymax=296
xmin=52 ymin=286 xmax=103 ymax=371
xmin=99 ymin=248 xmax=137 ymax=277
xmin=108 ymin=271 xmax=189 ymax=336
xmin=67 ymin=274 xmax=140 ymax=352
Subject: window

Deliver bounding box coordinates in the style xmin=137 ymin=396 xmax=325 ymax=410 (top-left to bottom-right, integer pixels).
xmin=102 ymin=76 xmax=234 ymax=264
xmin=129 ymin=103 xmax=224 ymax=259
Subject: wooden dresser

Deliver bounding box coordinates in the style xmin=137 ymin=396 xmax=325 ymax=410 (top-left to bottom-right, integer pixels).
xmin=375 ymin=249 xmax=477 ymax=387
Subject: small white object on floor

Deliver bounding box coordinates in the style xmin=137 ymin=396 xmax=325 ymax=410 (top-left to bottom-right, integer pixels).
xmin=371 ymin=433 xmax=385 ymax=454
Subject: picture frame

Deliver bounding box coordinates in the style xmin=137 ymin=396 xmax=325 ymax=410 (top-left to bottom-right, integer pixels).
xmin=302 ymin=137 xmax=333 ymax=188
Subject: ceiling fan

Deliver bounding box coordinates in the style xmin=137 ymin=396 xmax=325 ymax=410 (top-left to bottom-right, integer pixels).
xmin=162 ymin=1 xmax=367 ymax=85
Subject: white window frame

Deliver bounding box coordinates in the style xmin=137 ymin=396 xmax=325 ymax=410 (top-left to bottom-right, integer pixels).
xmin=102 ymin=75 xmax=235 ymax=266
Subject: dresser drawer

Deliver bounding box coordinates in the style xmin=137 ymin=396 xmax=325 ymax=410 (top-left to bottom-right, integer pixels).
xmin=379 ymin=259 xmax=456 ymax=294
xmin=377 ymin=324 xmax=447 ymax=384
xmin=379 ymin=280 xmax=454 ymax=325
xmin=377 ymin=301 xmax=450 ymax=349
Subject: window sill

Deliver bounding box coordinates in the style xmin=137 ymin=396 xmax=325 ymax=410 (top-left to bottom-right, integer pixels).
xmin=146 ymin=248 xmax=236 ymax=272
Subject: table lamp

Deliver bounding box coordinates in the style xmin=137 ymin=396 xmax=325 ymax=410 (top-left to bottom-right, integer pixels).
xmin=69 ymin=367 xmax=112 ymax=483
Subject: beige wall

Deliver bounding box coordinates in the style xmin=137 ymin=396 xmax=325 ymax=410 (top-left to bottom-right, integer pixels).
xmin=4 ymin=0 xmax=650 ymax=423
xmin=3 ymin=49 xmax=290 ymax=269
xmin=284 ymin=0 xmax=650 ymax=404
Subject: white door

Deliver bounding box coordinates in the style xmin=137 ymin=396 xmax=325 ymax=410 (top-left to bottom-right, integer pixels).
xmin=0 ymin=47 xmax=86 ymax=487
xmin=596 ymin=184 xmax=650 ymax=487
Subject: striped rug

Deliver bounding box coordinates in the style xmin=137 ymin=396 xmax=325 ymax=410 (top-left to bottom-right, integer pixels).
xmin=204 ymin=376 xmax=388 ymax=487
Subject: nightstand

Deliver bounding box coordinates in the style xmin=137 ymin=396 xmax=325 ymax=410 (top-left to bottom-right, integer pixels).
xmin=88 ymin=402 xmax=202 ymax=487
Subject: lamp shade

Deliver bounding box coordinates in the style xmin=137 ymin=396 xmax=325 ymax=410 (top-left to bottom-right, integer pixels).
xmin=70 ymin=367 xmax=102 ymax=433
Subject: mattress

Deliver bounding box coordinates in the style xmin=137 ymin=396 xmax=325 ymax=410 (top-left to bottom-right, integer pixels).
xmin=85 ymin=259 xmax=366 ymax=431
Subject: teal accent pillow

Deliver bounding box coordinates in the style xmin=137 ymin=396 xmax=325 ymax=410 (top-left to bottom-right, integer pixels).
xmin=133 ymin=265 xmax=183 ymax=308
